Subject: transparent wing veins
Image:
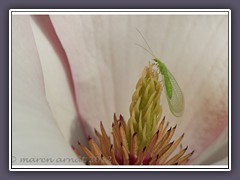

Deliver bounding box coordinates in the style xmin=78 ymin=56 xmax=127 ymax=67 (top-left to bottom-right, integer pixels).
xmin=165 ymin=70 xmax=184 ymax=117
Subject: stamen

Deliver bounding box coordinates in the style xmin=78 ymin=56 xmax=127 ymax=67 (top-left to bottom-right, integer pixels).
xmin=76 ymin=63 xmax=193 ymax=165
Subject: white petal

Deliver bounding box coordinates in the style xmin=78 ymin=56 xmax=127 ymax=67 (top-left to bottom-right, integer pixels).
xmin=156 ymin=15 xmax=229 ymax=163
xmin=30 ymin=15 xmax=86 ymax=147
xmin=191 ymin=127 xmax=228 ymax=164
xmin=212 ymin=156 xmax=228 ymax=165
xmin=50 ymin=16 xmax=116 ymax=136
xmin=50 ymin=15 xmax=228 ymax=164
xmin=12 ymin=15 xmax=84 ymax=165
xmin=110 ymin=15 xmax=229 ymax=163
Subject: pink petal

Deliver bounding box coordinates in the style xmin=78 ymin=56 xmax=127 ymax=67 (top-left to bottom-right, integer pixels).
xmin=30 ymin=15 xmax=86 ymax=147
xmin=12 ymin=15 xmax=83 ymax=165
xmin=158 ymin=16 xmax=229 ymax=163
xmin=50 ymin=15 xmax=228 ymax=164
xmin=50 ymin=16 xmax=116 ymax=137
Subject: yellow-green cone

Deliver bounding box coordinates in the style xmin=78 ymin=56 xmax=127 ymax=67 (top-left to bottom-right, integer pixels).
xmin=128 ymin=63 xmax=162 ymax=150
xmin=74 ymin=63 xmax=194 ymax=165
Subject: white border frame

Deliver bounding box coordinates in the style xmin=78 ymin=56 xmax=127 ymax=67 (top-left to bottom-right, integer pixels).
xmin=9 ymin=9 xmax=231 ymax=171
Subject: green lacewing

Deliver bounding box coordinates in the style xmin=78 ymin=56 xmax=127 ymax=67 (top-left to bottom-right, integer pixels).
xmin=136 ymin=29 xmax=184 ymax=117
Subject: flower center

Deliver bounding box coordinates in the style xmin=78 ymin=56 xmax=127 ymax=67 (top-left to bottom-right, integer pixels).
xmin=73 ymin=63 xmax=194 ymax=165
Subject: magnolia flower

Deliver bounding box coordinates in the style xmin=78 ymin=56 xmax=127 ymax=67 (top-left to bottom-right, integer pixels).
xmin=12 ymin=14 xmax=228 ymax=166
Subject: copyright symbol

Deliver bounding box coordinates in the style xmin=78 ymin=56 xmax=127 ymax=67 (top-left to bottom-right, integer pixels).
xmin=12 ymin=156 xmax=16 ymax=163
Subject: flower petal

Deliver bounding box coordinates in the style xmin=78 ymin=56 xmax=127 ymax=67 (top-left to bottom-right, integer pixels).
xmin=155 ymin=15 xmax=229 ymax=163
xmin=212 ymin=156 xmax=228 ymax=165
xmin=51 ymin=15 xmax=228 ymax=164
xmin=191 ymin=128 xmax=228 ymax=165
xmin=106 ymin=15 xmax=229 ymax=164
xmin=50 ymin=16 xmax=116 ymax=136
xmin=12 ymin=15 xmax=83 ymax=165
xmin=30 ymin=15 xmax=86 ymax=147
